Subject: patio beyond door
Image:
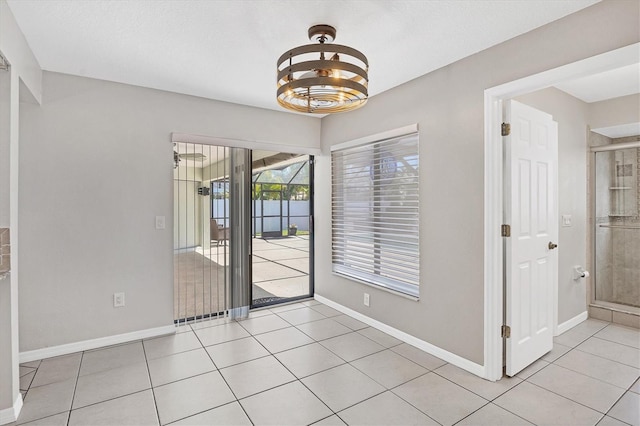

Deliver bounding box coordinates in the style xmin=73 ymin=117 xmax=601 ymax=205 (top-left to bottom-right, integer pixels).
xmin=251 ymin=152 xmax=314 ymax=307
xmin=173 ymin=144 xmax=313 ymax=323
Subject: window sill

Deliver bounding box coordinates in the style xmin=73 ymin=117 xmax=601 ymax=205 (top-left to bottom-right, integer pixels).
xmin=331 ymin=272 xmax=420 ymax=302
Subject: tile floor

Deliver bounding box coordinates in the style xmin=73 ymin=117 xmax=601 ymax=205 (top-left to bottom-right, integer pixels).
xmin=13 ymin=301 xmax=640 ymax=426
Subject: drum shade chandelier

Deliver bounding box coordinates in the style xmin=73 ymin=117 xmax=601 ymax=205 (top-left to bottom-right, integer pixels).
xmin=277 ymin=25 xmax=369 ymax=114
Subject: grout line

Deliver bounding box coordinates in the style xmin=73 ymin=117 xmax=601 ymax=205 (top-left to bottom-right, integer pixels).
xmin=590 ymin=334 xmax=640 ymax=351
xmin=65 ymin=351 xmax=84 ymax=426
xmin=430 ymin=366 xmax=516 ymax=403
xmin=380 ymin=382 xmax=441 ymax=425
xmin=293 ymin=325 xmax=353 ymax=342
xmin=197 ymin=336 xmax=256 ymax=426
xmin=164 ymin=401 xmax=253 ymax=426
xmin=603 ymin=391 xmax=634 ymax=424
xmin=571 ymin=338 xmax=640 ymax=368
xmin=524 ymin=380 xmax=612 ymax=416
xmin=452 ymin=391 xmax=534 ymax=426
xmin=451 ymin=400 xmax=493 ymax=425
xmin=550 ymin=348 xmax=640 ymax=390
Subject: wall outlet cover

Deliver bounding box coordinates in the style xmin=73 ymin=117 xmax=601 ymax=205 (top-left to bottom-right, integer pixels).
xmin=114 ymin=292 xmax=125 ymax=307
xmin=363 ymin=293 xmax=370 ymax=307
xmin=562 ymin=215 xmax=572 ymax=227
xmin=155 ymin=216 xmax=165 ymax=230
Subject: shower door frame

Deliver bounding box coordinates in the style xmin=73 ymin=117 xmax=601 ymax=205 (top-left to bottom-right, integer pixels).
xmin=589 ymin=141 xmax=640 ymax=315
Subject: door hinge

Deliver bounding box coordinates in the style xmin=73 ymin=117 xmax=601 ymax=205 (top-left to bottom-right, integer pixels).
xmin=501 ymin=224 xmax=511 ymax=237
xmin=501 ymin=325 xmax=511 ymax=338
xmin=501 ymin=122 xmax=511 ymax=136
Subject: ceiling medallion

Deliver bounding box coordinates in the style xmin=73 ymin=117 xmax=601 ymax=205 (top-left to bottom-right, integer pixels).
xmin=277 ymin=25 xmax=369 ymax=114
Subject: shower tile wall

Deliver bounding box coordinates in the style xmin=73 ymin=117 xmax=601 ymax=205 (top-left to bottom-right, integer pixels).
xmin=593 ymin=133 xmax=640 ymax=309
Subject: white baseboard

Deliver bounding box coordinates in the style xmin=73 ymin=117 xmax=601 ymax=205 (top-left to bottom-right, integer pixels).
xmin=556 ymin=311 xmax=588 ymax=336
xmin=20 ymin=324 xmax=176 ymax=363
xmin=314 ymin=294 xmax=485 ymax=378
xmin=0 ymin=393 xmax=23 ymax=425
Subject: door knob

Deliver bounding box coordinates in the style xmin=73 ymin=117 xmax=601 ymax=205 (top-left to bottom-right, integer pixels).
xmin=548 ymin=242 xmax=558 ymax=250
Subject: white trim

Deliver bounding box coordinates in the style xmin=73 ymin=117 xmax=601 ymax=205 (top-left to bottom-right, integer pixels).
xmin=483 ymin=94 xmax=504 ymax=382
xmin=0 ymin=393 xmax=22 ymax=425
xmin=483 ymin=43 xmax=640 ymax=383
xmin=19 ymin=325 xmax=175 ymax=363
xmin=315 ymin=294 xmax=485 ymax=378
xmin=171 ymin=132 xmax=321 ymax=156
xmin=556 ymin=311 xmax=588 ymax=336
xmin=330 ymin=123 xmax=419 ymax=152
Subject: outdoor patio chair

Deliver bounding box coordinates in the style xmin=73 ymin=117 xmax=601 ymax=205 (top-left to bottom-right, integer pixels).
xmin=210 ymin=219 xmax=229 ymax=246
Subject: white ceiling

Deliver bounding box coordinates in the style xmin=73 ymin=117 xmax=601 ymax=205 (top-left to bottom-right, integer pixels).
xmin=592 ymin=123 xmax=640 ymax=139
xmin=7 ymin=0 xmax=600 ymax=114
xmin=554 ymin=63 xmax=640 ymax=103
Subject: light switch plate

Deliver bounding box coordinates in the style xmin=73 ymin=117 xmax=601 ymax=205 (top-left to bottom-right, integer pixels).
xmin=562 ymin=215 xmax=572 ymax=227
xmin=114 ymin=292 xmax=125 ymax=307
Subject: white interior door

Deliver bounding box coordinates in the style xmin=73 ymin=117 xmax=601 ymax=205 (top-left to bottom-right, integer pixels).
xmin=504 ymin=100 xmax=558 ymax=376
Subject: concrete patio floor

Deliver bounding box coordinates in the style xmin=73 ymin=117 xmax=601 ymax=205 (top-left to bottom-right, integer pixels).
xmin=174 ymin=235 xmax=311 ymax=321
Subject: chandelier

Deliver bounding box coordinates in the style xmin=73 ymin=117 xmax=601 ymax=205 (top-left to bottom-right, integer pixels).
xmin=277 ymin=25 xmax=369 ymax=114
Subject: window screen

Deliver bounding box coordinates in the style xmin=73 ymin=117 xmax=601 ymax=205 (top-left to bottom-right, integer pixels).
xmin=331 ymin=132 xmax=420 ymax=297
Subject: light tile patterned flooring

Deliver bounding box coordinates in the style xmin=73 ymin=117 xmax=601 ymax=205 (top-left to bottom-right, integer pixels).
xmin=14 ymin=301 xmax=640 ymax=426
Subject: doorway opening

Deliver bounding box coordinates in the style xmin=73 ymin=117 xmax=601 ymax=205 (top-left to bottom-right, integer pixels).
xmin=251 ymin=152 xmax=314 ymax=307
xmin=173 ymin=143 xmax=314 ymax=323
xmin=483 ymin=43 xmax=639 ymax=381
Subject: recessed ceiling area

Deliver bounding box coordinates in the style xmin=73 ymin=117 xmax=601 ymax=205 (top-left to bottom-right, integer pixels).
xmin=554 ymin=63 xmax=640 ymax=103
xmin=592 ymin=123 xmax=640 ymax=139
xmin=7 ymin=0 xmax=599 ymax=114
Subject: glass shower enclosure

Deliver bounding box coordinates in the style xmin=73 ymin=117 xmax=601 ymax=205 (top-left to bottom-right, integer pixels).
xmin=593 ymin=141 xmax=640 ymax=311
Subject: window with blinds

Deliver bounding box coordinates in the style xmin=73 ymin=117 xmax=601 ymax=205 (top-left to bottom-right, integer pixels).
xmin=331 ymin=132 xmax=420 ymax=297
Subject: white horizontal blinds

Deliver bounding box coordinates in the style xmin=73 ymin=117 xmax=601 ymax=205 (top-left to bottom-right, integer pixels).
xmin=331 ymin=132 xmax=420 ymax=296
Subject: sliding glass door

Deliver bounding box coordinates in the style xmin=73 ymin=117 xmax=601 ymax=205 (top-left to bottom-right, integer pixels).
xmin=173 ymin=143 xmax=313 ymax=323
xmin=251 ymin=152 xmax=314 ymax=307
xmin=173 ymin=143 xmax=233 ymax=323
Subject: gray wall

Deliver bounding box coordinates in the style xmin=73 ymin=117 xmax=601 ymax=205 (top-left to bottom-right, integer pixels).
xmin=316 ymin=0 xmax=640 ymax=365
xmin=13 ymin=0 xmax=640 ymax=368
xmin=18 ymin=72 xmax=320 ymax=351
xmin=589 ymin=94 xmax=640 ymax=129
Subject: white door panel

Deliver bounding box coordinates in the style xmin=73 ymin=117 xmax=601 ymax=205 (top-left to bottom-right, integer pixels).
xmin=505 ymin=100 xmax=558 ymax=376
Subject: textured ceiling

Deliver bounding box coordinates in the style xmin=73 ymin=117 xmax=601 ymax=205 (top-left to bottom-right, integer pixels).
xmin=7 ymin=0 xmax=600 ymax=114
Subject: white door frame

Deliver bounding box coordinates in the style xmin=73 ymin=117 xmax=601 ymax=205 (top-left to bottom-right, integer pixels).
xmin=483 ymin=43 xmax=640 ymax=381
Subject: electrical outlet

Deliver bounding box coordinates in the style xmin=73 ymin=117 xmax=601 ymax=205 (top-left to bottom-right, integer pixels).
xmin=364 ymin=293 xmax=370 ymax=307
xmin=113 ymin=292 xmax=125 ymax=307
xmin=562 ymin=215 xmax=572 ymax=227
xmin=155 ymin=216 xmax=165 ymax=230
